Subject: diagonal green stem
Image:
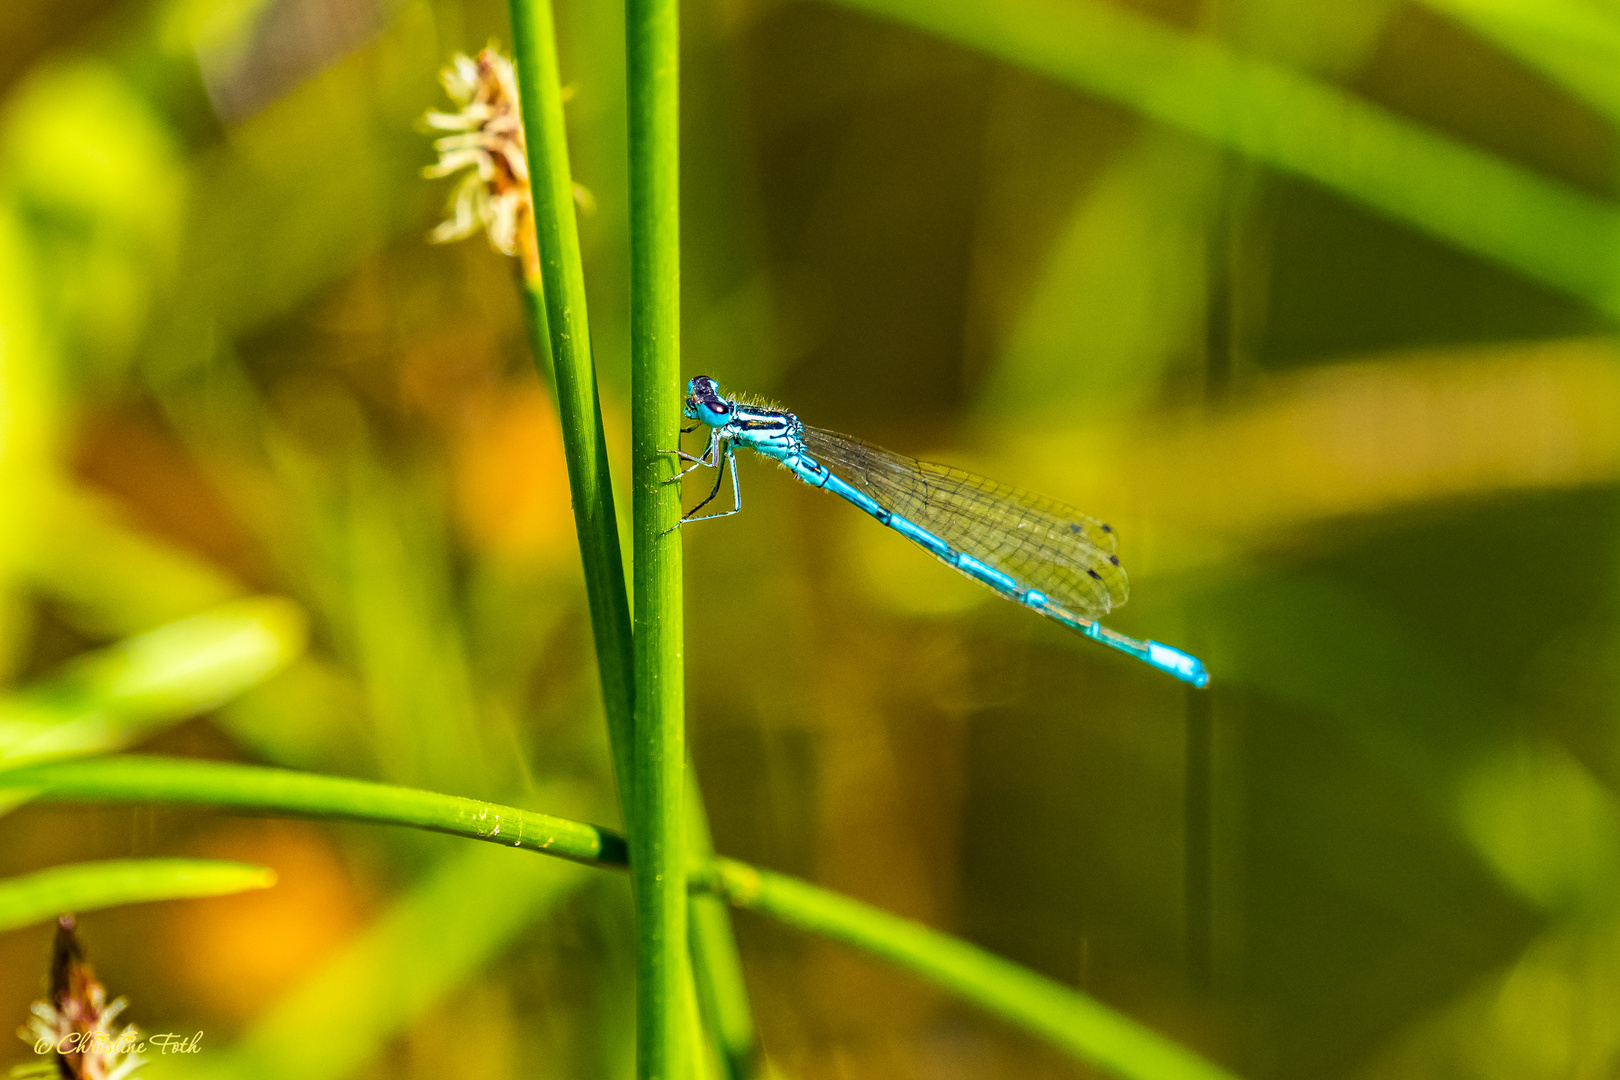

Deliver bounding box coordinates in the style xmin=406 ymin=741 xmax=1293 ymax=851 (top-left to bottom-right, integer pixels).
xmin=4 ymin=755 xmax=626 ymax=864
xmin=8 ymin=755 xmax=1247 ymax=1080
xmin=627 ymin=0 xmax=689 ymax=1072
xmin=507 ymin=0 xmax=636 ymax=792
xmin=705 ymin=859 xmax=1246 ymax=1080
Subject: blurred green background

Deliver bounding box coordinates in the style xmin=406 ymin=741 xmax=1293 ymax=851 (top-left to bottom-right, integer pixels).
xmin=1 ymin=0 xmax=1619 ymax=1076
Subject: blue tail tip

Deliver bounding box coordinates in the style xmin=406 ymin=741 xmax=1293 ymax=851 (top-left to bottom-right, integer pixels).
xmin=1148 ymin=641 xmax=1210 ymax=689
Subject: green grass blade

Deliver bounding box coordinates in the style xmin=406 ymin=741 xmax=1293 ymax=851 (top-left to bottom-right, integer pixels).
xmin=828 ymin=0 xmax=1620 ymax=317
xmin=708 ymin=858 xmax=1245 ymax=1080
xmin=507 ymin=0 xmax=637 ymax=793
xmin=4 ymin=756 xmax=627 ymax=868
xmin=8 ymin=754 xmax=1239 ymax=1074
xmin=628 ymin=0 xmax=690 ymax=1072
xmin=989 ymin=131 xmax=1223 ymax=419
xmin=21 ymin=486 xmax=243 ymax=635
xmin=0 ymin=859 xmax=275 ymax=933
xmin=0 ymin=597 xmax=306 ymax=771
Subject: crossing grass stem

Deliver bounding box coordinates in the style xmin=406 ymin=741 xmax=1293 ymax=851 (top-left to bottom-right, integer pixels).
xmin=6 ymin=755 xmax=1247 ymax=1080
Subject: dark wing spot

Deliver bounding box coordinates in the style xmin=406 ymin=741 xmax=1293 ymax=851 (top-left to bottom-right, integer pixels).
xmin=1100 ymin=523 xmax=1113 ymax=533
xmin=1087 ymin=569 xmax=1102 ymax=580
xmin=1109 ymin=555 xmax=1120 ymax=566
xmin=1068 ymin=523 xmax=1081 ymax=534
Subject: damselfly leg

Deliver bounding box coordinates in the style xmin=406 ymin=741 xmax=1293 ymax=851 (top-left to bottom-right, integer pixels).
xmin=662 ymin=427 xmax=724 ymax=483
xmin=664 ymin=441 xmax=743 ymax=533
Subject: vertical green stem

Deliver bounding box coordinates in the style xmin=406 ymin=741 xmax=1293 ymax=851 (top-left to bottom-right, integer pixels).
xmin=507 ymin=0 xmax=635 ymax=794
xmin=506 ymin=1 xmax=744 ymax=1070
xmin=628 ymin=0 xmax=687 ymax=1074
xmin=687 ymin=791 xmax=760 ymax=1078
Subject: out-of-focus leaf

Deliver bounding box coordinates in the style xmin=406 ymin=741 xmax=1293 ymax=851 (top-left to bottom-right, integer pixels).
xmin=0 ymin=60 xmax=183 ymax=248
xmin=0 ymin=596 xmax=307 ymax=771
xmin=215 ymin=658 xmax=373 ymax=774
xmin=159 ymin=0 xmax=277 ymax=66
xmin=829 ymin=0 xmax=1620 ymax=316
xmin=0 ymin=859 xmax=275 ymax=933
xmin=985 ymin=131 xmax=1223 ymax=420
xmin=0 ymin=58 xmax=185 ymax=387
xmin=1210 ymin=573 xmax=1620 ymax=916
xmin=151 ymin=838 xmax=593 ymax=1080
xmin=1455 ymin=743 xmax=1620 ymax=913
xmin=1216 ymin=0 xmax=1396 ymax=72
xmin=256 ymin=429 xmax=488 ymax=792
xmin=1420 ymin=0 xmax=1620 ymax=124
xmin=975 ymin=0 xmax=1393 ymax=423
xmin=1001 ymin=339 xmax=1620 ymax=582
xmin=21 ymin=484 xmax=244 ymax=635
xmin=160 ymin=0 xmax=302 ymax=120
xmin=17 ymin=484 xmax=366 ymax=773
xmin=149 ymin=1 xmax=440 ymax=384
xmin=1359 ymin=907 xmax=1620 ymax=1080
xmin=1206 ymin=574 xmax=1493 ymax=781
xmin=0 ymin=204 xmax=55 ymax=679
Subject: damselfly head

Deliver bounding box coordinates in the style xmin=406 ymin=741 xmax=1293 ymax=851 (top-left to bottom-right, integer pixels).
xmin=685 ymin=376 xmax=733 ymax=427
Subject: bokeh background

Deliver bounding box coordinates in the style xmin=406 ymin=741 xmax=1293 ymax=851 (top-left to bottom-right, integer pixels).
xmin=1 ymin=0 xmax=1619 ymax=1076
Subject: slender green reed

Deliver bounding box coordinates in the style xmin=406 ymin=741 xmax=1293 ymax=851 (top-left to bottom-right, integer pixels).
xmin=0 ymin=858 xmax=276 ymax=933
xmin=628 ymin=0 xmax=689 ymax=1072
xmin=2 ymin=755 xmax=626 ymax=864
xmin=10 ymin=754 xmax=1249 ymax=1080
xmin=506 ymin=0 xmax=636 ymax=788
xmin=502 ymin=3 xmax=744 ymax=1072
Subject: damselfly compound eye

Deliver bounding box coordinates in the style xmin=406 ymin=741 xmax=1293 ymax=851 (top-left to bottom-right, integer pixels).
xmin=687 ymin=376 xmax=731 ymax=423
